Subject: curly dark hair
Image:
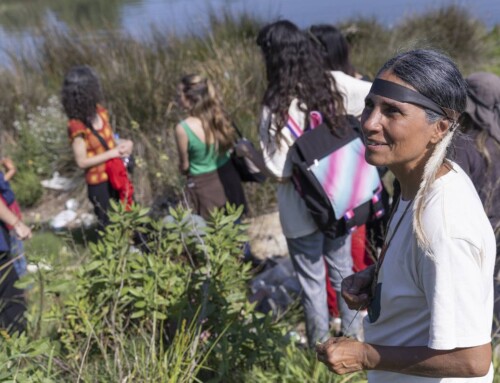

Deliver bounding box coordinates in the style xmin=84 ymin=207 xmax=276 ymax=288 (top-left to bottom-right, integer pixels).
xmin=61 ymin=65 xmax=103 ymax=128
xmin=256 ymin=20 xmax=346 ymax=139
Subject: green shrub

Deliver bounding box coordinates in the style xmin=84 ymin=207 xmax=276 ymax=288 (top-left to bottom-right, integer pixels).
xmin=8 ymin=96 xmax=70 ymax=207
xmin=243 ymin=343 xmax=367 ymax=383
xmin=393 ymin=5 xmax=488 ymax=74
xmin=484 ymin=25 xmax=500 ymax=75
xmin=13 ymin=202 xmax=286 ymax=381
xmin=342 ymin=5 xmax=493 ymax=79
xmin=10 ymin=169 xmax=43 ymax=207
xmin=0 ymin=332 xmax=60 ymax=382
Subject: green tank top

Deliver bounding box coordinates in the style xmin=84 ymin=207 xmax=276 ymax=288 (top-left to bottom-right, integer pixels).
xmin=181 ymin=120 xmax=229 ymax=175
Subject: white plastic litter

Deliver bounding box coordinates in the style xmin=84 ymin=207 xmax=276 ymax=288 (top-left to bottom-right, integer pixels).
xmin=41 ymin=172 xmax=73 ymax=191
xmin=65 ymin=198 xmax=79 ymax=211
xmin=27 ymin=262 xmax=52 ymax=273
xmin=50 ymin=209 xmax=77 ymax=230
xmin=80 ymin=213 xmax=96 ymax=229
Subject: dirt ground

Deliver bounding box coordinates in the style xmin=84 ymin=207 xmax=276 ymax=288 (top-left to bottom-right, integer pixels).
xmin=24 ymin=187 xmax=289 ymax=261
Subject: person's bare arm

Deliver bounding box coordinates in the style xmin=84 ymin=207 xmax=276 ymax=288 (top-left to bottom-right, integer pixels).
xmin=1 ymin=157 xmax=16 ymax=181
xmin=174 ymin=124 xmax=190 ymax=175
xmin=0 ymin=199 xmax=31 ymax=240
xmin=317 ymin=337 xmax=491 ymax=378
xmin=72 ymin=136 xmax=121 ymax=169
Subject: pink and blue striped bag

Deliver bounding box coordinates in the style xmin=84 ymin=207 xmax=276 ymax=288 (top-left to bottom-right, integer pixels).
xmin=289 ymin=113 xmax=384 ymax=238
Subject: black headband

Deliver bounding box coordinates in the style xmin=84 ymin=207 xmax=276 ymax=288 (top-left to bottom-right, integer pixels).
xmin=370 ymin=79 xmax=459 ymax=121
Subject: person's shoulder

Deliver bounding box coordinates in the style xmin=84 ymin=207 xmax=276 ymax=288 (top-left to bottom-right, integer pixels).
xmin=96 ymin=104 xmax=109 ymax=122
xmin=175 ymin=121 xmax=187 ymax=136
xmin=330 ymin=70 xmax=372 ymax=87
xmin=67 ymin=119 xmax=87 ymax=139
xmin=422 ymin=164 xmax=490 ymax=247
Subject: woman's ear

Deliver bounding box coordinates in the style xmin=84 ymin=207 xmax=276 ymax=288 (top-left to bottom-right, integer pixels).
xmin=430 ymin=119 xmax=450 ymax=144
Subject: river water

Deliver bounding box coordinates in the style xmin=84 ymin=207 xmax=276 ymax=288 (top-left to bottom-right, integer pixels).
xmin=0 ymin=0 xmax=499 ymax=67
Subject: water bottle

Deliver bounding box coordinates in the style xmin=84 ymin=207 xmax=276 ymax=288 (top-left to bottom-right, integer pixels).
xmin=114 ymin=133 xmax=130 ymax=167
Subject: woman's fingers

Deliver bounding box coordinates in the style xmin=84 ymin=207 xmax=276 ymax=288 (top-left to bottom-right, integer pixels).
xmin=14 ymin=221 xmax=32 ymax=240
xmin=117 ymin=140 xmax=134 ymax=156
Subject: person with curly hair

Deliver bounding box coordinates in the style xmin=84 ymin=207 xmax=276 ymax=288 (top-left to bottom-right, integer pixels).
xmin=174 ymin=74 xmax=246 ymax=220
xmin=256 ymin=20 xmax=362 ymax=346
xmin=61 ymin=65 xmax=134 ymax=228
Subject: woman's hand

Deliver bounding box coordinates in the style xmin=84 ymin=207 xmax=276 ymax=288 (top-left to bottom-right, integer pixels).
xmin=342 ymin=264 xmax=375 ymax=310
xmin=316 ymin=337 xmax=366 ymax=374
xmin=117 ymin=139 xmax=133 ymax=157
xmin=14 ymin=220 xmax=32 ymax=240
xmin=1 ymin=157 xmax=16 ymax=181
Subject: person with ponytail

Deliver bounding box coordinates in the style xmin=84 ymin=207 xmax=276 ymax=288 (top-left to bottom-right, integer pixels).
xmin=174 ymin=74 xmax=246 ymax=220
xmin=61 ymin=65 xmax=134 ymax=229
xmin=316 ymin=49 xmax=495 ymax=381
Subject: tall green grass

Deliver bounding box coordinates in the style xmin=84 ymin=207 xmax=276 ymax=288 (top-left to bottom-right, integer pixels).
xmin=1 ymin=5 xmax=498 ymax=213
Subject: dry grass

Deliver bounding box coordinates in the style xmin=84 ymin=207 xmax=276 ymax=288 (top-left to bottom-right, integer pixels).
xmin=0 ymin=6 xmax=498 ymax=213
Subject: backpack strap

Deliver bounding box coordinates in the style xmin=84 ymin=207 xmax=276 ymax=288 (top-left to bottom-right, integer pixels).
xmin=88 ymin=126 xmax=110 ymax=151
xmin=285 ymin=115 xmax=304 ymax=138
xmin=285 ymin=111 xmax=323 ymax=139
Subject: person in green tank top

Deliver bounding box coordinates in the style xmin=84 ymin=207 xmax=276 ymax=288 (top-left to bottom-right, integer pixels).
xmin=178 ymin=120 xmax=229 ymax=175
xmin=174 ymin=74 xmax=247 ymax=220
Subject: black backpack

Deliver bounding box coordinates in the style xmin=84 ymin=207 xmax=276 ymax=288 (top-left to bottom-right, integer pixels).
xmin=289 ymin=115 xmax=385 ymax=239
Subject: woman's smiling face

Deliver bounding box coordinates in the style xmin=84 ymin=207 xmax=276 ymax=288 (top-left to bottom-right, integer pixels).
xmin=361 ymin=71 xmax=444 ymax=175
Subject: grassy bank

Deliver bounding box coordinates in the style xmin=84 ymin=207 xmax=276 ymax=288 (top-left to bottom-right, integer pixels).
xmin=1 ymin=5 xmax=498 ymax=216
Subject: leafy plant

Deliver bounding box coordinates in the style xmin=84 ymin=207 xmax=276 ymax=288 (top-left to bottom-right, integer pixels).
xmin=243 ymin=343 xmax=367 ymax=383
xmin=12 ymin=202 xmax=286 ymax=381
xmin=0 ymin=331 xmax=60 ymax=382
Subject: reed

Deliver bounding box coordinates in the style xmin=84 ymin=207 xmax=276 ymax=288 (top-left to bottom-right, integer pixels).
xmin=0 ymin=6 xmax=497 ymax=212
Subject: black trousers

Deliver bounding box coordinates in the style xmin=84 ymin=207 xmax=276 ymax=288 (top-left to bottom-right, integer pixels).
xmin=0 ymin=253 xmax=26 ymax=333
xmin=88 ymin=181 xmax=120 ymax=229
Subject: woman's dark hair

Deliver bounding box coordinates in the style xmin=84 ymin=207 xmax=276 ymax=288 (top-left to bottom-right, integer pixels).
xmin=61 ymin=65 xmax=103 ymax=128
xmin=256 ymin=20 xmax=346 ymax=138
xmin=308 ymin=24 xmax=355 ymax=76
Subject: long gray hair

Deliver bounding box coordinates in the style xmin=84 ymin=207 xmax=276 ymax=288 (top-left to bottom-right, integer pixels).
xmin=378 ymin=49 xmax=467 ymax=247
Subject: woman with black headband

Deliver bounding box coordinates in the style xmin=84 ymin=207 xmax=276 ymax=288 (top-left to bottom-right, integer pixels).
xmin=316 ymin=49 xmax=495 ymax=381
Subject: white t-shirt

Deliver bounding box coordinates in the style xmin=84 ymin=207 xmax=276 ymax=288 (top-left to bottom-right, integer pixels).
xmin=330 ymin=71 xmax=372 ymax=117
xmin=259 ymin=101 xmax=318 ymax=238
xmin=364 ymin=163 xmax=495 ymax=382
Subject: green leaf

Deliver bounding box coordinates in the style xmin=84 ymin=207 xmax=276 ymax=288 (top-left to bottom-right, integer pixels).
xmin=134 ymin=301 xmax=147 ymax=308
xmin=153 ymin=311 xmax=167 ymax=320
xmin=130 ymin=310 xmax=145 ymax=319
